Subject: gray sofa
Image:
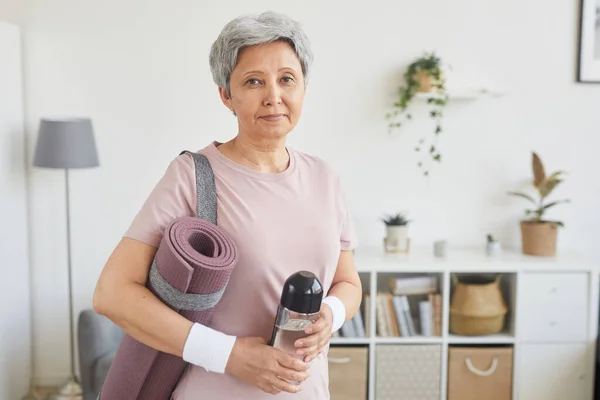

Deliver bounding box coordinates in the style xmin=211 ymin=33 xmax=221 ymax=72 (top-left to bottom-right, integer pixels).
xmin=77 ymin=309 xmax=123 ymax=400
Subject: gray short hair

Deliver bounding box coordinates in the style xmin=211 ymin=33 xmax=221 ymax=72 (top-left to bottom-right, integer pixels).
xmin=209 ymin=11 xmax=314 ymax=96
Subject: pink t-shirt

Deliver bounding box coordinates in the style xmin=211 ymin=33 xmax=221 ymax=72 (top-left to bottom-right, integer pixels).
xmin=124 ymin=141 xmax=358 ymax=399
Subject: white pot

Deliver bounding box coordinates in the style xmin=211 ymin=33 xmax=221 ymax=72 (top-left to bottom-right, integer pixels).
xmin=487 ymin=241 xmax=502 ymax=256
xmin=386 ymin=225 xmax=409 ymax=251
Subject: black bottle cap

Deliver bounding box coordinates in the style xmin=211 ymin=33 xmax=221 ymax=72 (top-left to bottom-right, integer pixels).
xmin=279 ymin=271 xmax=323 ymax=314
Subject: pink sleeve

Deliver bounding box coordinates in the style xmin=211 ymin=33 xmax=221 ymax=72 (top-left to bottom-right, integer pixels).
xmin=338 ymin=181 xmax=359 ymax=251
xmin=123 ymin=154 xmax=197 ymax=247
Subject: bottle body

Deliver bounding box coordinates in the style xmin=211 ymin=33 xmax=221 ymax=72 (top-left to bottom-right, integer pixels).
xmin=269 ymin=304 xmax=320 ymax=359
xmin=269 ymin=270 xmax=323 ymax=386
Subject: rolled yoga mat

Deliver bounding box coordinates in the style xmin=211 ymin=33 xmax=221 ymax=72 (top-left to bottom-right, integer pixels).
xmin=99 ymin=215 xmax=238 ymax=400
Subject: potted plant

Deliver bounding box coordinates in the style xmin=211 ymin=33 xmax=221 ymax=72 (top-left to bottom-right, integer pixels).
xmin=381 ymin=213 xmax=411 ymax=252
xmin=486 ymin=234 xmax=502 ymax=256
xmin=508 ymin=152 xmax=569 ymax=256
xmin=386 ymin=52 xmax=449 ymax=176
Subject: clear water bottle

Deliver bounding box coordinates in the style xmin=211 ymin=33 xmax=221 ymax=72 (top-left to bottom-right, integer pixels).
xmin=269 ymin=271 xmax=323 ymax=365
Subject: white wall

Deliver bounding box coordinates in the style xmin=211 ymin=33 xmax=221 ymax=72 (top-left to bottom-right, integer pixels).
xmin=0 ymin=21 xmax=32 ymax=399
xmin=21 ymin=0 xmax=600 ymax=385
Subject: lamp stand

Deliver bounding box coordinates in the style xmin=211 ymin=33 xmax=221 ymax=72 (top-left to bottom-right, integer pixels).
xmin=46 ymin=169 xmax=82 ymax=400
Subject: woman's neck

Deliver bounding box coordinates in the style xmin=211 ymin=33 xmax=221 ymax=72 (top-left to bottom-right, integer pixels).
xmin=218 ymin=135 xmax=290 ymax=173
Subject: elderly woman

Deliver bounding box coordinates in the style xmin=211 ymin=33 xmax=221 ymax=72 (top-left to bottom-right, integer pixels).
xmin=93 ymin=10 xmax=362 ymax=399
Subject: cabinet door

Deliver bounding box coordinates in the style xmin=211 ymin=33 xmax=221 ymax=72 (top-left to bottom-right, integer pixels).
xmin=517 ymin=343 xmax=590 ymax=400
xmin=518 ymin=272 xmax=589 ymax=342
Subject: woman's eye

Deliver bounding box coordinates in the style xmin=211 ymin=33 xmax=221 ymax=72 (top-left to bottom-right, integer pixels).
xmin=247 ymin=78 xmax=261 ymax=85
xmin=282 ymin=76 xmax=295 ymax=83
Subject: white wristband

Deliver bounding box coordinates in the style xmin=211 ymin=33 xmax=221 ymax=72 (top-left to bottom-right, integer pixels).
xmin=182 ymin=322 xmax=236 ymax=374
xmin=322 ymin=296 xmax=346 ymax=333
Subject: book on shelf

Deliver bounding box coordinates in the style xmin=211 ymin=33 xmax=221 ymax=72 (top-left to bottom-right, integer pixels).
xmin=429 ymin=292 xmax=443 ymax=336
xmin=330 ymin=284 xmax=443 ymax=339
xmin=376 ymin=290 xmax=443 ymax=338
xmin=388 ymin=275 xmax=438 ymax=296
xmin=335 ymin=294 xmax=368 ymax=338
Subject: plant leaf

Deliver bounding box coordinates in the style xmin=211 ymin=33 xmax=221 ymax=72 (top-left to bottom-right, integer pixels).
xmin=532 ymin=152 xmax=546 ymax=188
xmin=543 ymin=199 xmax=570 ymax=210
xmin=507 ymin=191 xmax=536 ymax=204
xmin=541 ymin=220 xmax=565 ymax=228
xmin=547 ymin=171 xmax=566 ymax=181
xmin=539 ymin=179 xmax=562 ymax=199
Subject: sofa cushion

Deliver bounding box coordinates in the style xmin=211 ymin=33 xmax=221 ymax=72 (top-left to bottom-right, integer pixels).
xmin=93 ymin=350 xmax=116 ymax=394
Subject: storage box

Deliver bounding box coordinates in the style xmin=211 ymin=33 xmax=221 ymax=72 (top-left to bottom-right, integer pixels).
xmin=448 ymin=346 xmax=513 ymax=400
xmin=375 ymin=344 xmax=441 ymax=400
xmin=328 ymin=346 xmax=368 ymax=400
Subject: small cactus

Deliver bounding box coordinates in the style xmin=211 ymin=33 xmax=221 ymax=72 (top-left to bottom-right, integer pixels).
xmin=381 ymin=213 xmax=411 ymax=226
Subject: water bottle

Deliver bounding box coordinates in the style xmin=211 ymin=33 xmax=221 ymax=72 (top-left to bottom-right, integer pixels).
xmin=269 ymin=271 xmax=323 ymax=363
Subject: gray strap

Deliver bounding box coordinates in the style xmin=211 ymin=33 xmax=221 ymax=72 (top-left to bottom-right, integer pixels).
xmin=179 ymin=150 xmax=217 ymax=224
xmin=149 ymin=259 xmax=226 ymax=311
xmin=142 ymin=150 xmax=221 ymax=312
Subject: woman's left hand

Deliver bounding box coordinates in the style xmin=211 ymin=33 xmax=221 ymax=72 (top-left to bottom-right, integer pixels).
xmin=294 ymin=304 xmax=333 ymax=363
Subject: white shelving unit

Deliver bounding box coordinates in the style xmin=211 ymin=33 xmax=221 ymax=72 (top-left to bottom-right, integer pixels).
xmin=329 ymin=246 xmax=600 ymax=400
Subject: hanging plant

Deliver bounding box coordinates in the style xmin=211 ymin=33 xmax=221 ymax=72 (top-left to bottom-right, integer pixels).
xmin=386 ymin=52 xmax=448 ymax=176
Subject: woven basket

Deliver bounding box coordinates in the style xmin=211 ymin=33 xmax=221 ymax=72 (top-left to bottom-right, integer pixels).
xmin=449 ymin=274 xmax=507 ymax=336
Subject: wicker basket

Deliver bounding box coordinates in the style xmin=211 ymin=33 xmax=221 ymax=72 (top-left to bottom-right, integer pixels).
xmin=449 ymin=274 xmax=507 ymax=336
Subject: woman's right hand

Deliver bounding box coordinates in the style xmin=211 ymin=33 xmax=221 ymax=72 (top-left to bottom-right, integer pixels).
xmin=225 ymin=337 xmax=310 ymax=394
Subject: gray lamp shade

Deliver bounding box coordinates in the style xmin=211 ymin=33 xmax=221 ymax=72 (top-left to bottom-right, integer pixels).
xmin=33 ymin=117 xmax=100 ymax=169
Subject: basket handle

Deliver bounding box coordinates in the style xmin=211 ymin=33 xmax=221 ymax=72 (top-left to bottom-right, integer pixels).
xmin=465 ymin=356 xmax=498 ymax=377
xmin=328 ymin=357 xmax=351 ymax=364
xmin=451 ymin=273 xmax=459 ymax=286
xmin=451 ymin=273 xmax=503 ymax=286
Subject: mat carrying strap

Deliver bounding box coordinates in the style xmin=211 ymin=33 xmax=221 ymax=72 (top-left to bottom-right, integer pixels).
xmin=149 ymin=150 xmax=221 ymax=310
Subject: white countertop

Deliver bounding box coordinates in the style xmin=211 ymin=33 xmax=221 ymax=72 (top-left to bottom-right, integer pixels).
xmin=352 ymin=245 xmax=600 ymax=273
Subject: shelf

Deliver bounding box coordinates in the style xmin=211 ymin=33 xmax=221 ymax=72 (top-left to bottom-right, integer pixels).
xmin=335 ymin=247 xmax=598 ymax=400
xmin=330 ymin=337 xmax=370 ymax=345
xmin=414 ymin=87 xmax=504 ymax=101
xmin=353 ymin=246 xmax=598 ymax=273
xmin=375 ymin=336 xmax=442 ymax=344
xmin=447 ymin=333 xmax=515 ymax=344
xmin=331 ymin=335 xmax=514 ymax=345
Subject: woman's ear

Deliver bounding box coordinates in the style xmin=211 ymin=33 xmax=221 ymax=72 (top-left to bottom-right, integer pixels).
xmin=218 ymin=87 xmax=235 ymax=115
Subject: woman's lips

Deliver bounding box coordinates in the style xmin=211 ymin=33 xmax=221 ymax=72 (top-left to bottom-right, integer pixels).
xmin=260 ymin=114 xmax=286 ymax=121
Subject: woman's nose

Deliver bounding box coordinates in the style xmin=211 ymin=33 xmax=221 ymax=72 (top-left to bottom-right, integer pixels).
xmin=263 ymin=83 xmax=282 ymax=106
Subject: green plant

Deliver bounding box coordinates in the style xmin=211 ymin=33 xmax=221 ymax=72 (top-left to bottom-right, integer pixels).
xmin=487 ymin=234 xmax=496 ymax=243
xmin=386 ymin=52 xmax=448 ymax=176
xmin=507 ymin=152 xmax=570 ymax=227
xmin=381 ymin=213 xmax=411 ymax=226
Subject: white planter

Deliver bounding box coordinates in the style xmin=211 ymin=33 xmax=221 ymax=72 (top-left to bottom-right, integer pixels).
xmin=385 ymin=225 xmax=410 ymax=251
xmin=487 ymin=241 xmax=502 ymax=256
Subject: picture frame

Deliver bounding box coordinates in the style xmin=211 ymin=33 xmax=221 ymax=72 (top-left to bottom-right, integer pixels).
xmin=578 ymin=0 xmax=600 ymax=82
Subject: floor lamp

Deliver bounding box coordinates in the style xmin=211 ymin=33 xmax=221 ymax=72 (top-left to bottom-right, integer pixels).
xmin=33 ymin=117 xmax=99 ymax=400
